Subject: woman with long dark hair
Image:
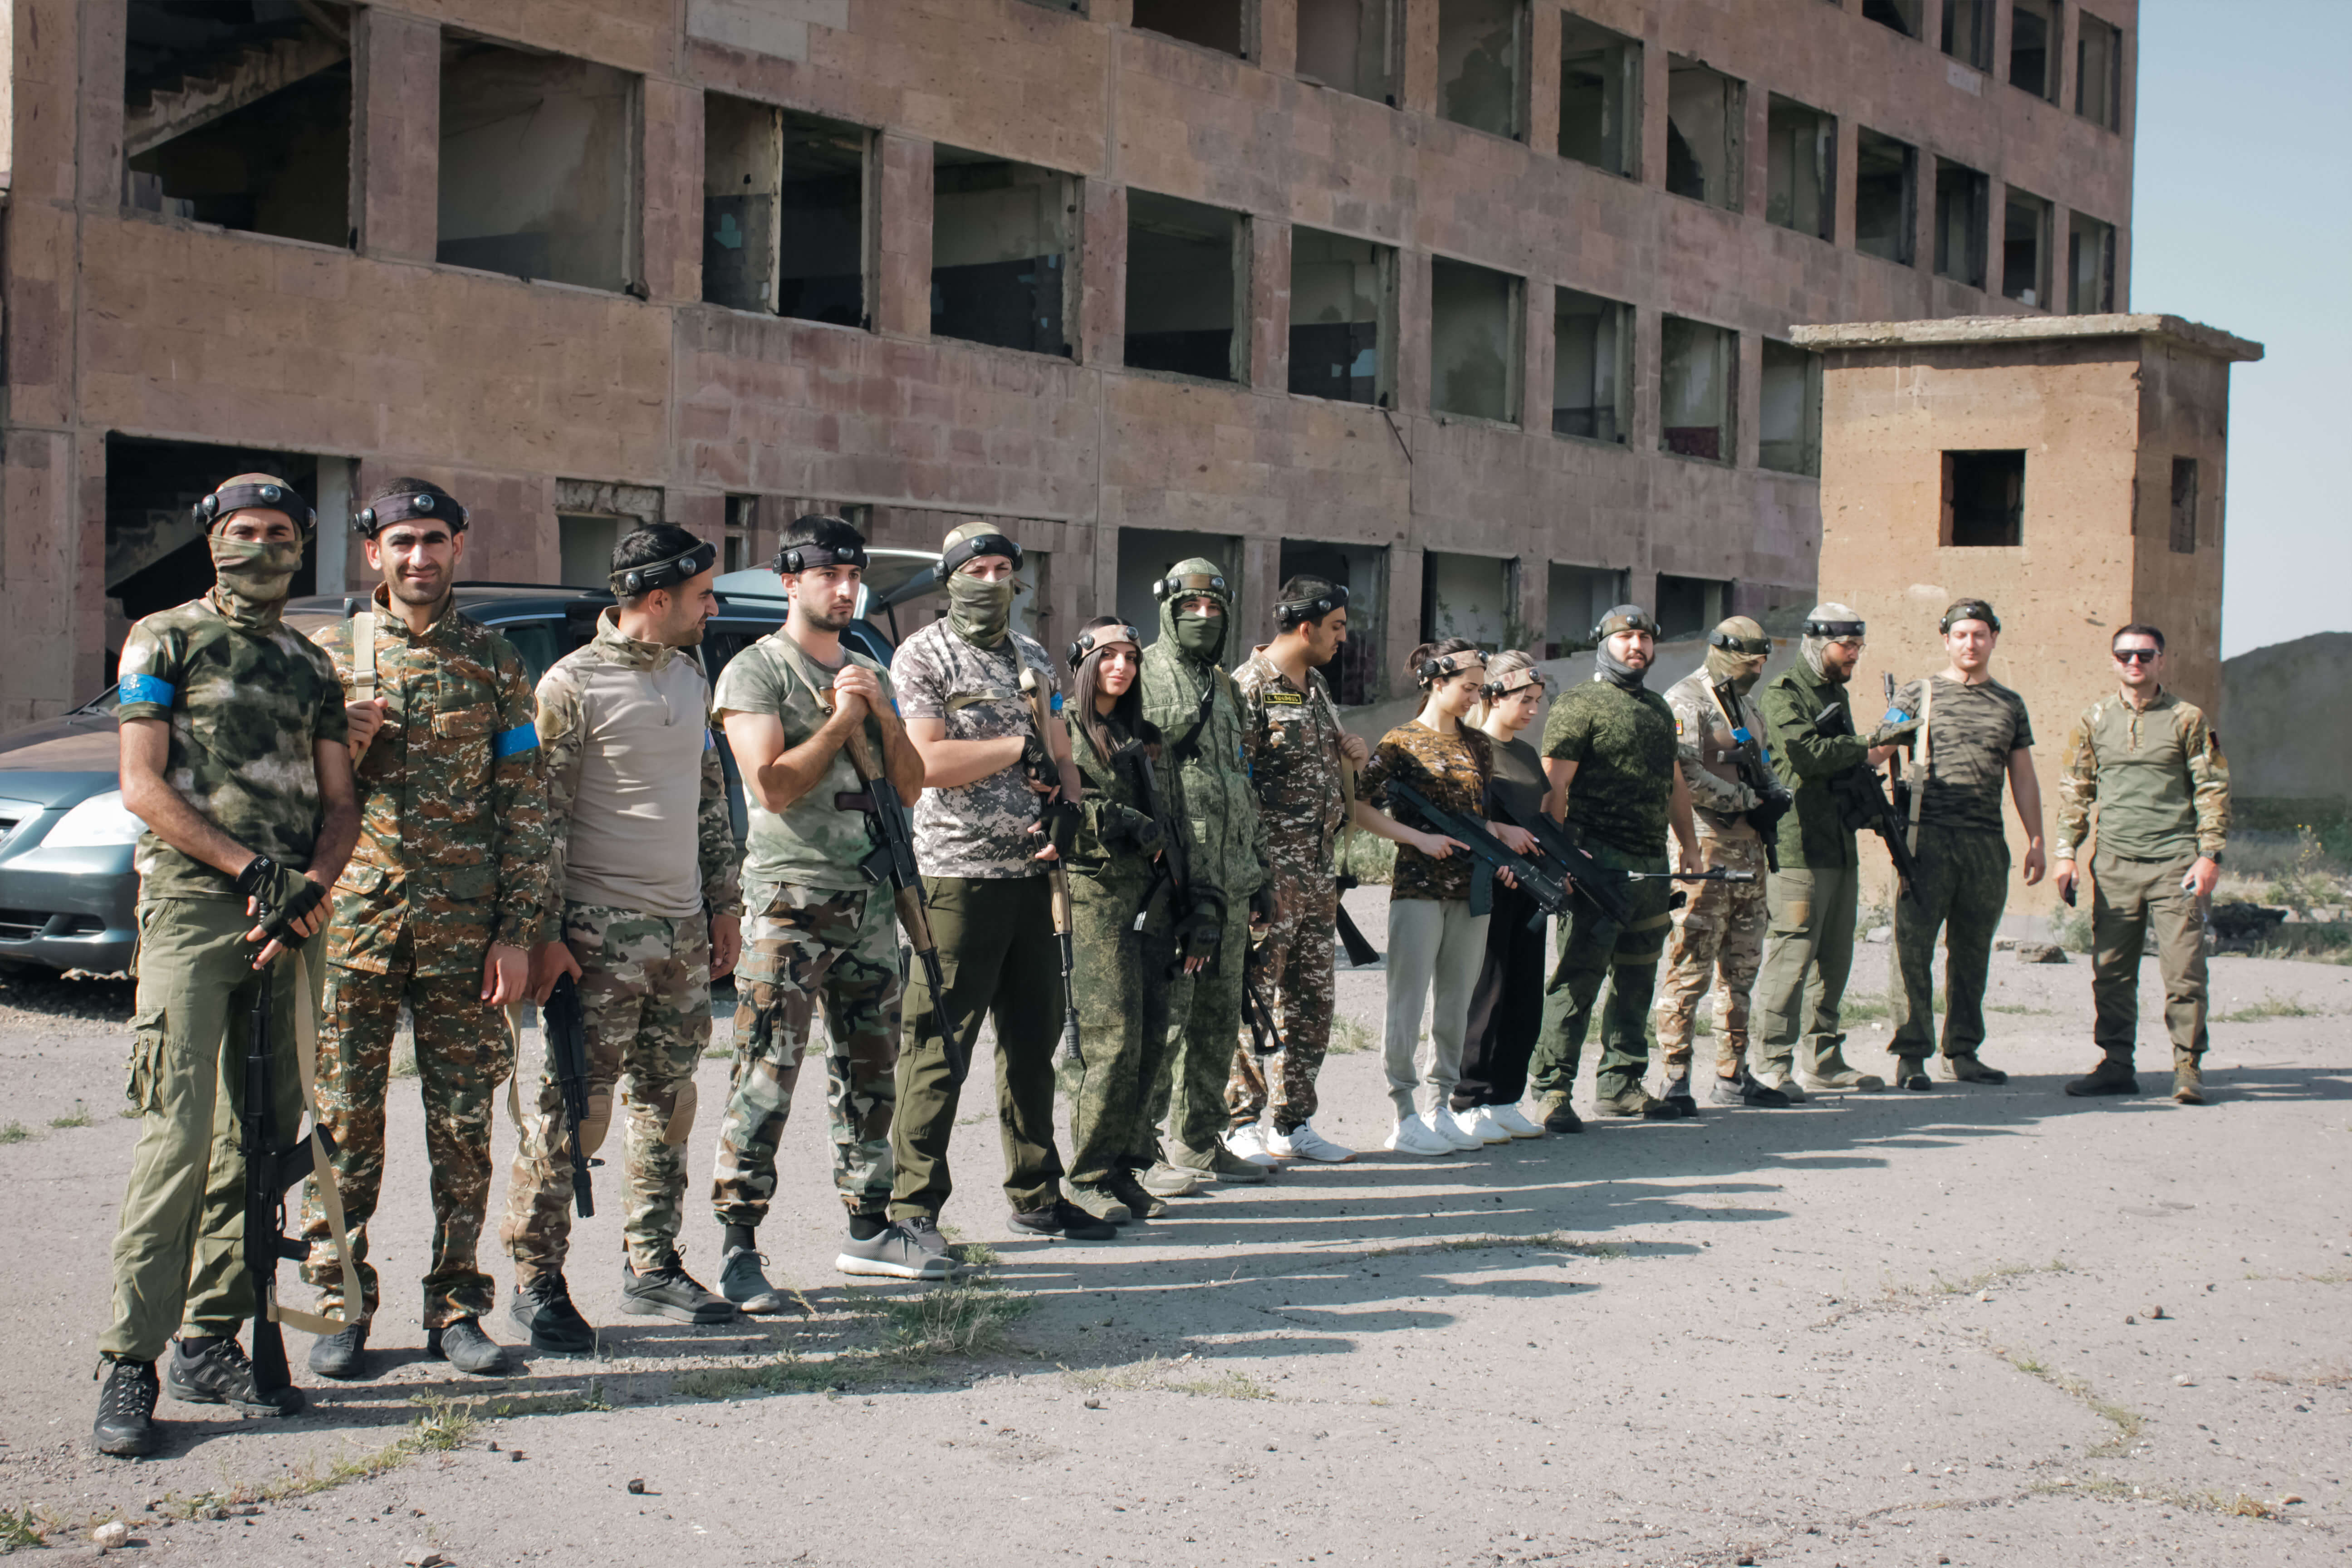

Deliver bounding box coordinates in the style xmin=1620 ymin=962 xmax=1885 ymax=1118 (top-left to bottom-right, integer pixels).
xmin=1058 ymin=617 xmax=1186 ymax=1223
xmin=1452 ymin=651 xmax=1552 ymax=1140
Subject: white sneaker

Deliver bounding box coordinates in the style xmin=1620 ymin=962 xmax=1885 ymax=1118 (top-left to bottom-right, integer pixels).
xmin=1431 ymin=1108 xmax=1484 ymax=1151
xmin=1382 ymin=1114 xmax=1453 ymax=1156
xmin=1457 ymin=1106 xmax=1511 ymax=1144
xmin=1266 ymin=1121 xmax=1356 ymax=1163
xmin=1223 ymin=1123 xmax=1280 ymax=1167
xmin=1486 ymin=1103 xmax=1544 ymax=1139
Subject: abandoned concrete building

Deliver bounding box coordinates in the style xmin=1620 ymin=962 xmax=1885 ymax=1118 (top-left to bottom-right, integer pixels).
xmin=0 ymin=0 xmax=2138 ymax=722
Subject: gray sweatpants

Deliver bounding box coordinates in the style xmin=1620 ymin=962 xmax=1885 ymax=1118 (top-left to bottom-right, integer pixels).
xmin=1382 ymin=897 xmax=1490 ymax=1118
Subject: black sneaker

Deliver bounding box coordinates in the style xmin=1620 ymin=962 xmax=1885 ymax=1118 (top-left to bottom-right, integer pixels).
xmin=165 ymin=1337 xmax=303 ymax=1417
xmin=426 ymin=1317 xmax=512 ymax=1375
xmin=509 ymin=1274 xmax=596 ymax=1354
xmin=619 ymin=1252 xmax=738 ymax=1323
xmin=1008 ymin=1200 xmax=1118 ymax=1241
xmin=93 ymin=1357 xmax=160 ymax=1457
xmin=307 ymin=1318 xmax=370 ymax=1381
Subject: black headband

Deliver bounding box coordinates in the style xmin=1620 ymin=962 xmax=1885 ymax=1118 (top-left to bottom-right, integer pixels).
xmin=776 ymin=539 xmax=868 ymax=575
xmin=941 ymin=532 xmax=1023 ymax=575
xmin=612 ymin=539 xmax=719 ymax=598
xmin=1593 ymin=606 xmax=1658 ymax=641
xmin=195 ymin=481 xmax=315 ymax=534
xmin=1802 ymin=618 xmax=1866 ymax=640
xmin=1940 ymin=600 xmax=2001 ymax=634
xmin=1416 ymin=651 xmax=1483 ymax=687
xmin=1277 ymin=583 xmax=1349 ymax=625
xmin=1154 ymin=570 xmax=1228 ymax=602
xmin=1710 ymin=630 xmax=1771 ymax=655
xmin=355 ymin=489 xmax=467 ymax=539
xmin=1068 ymin=624 xmax=1143 ymax=670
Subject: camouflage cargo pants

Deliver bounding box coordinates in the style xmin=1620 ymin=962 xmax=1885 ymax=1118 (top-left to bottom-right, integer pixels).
xmin=503 ymin=905 xmax=709 ymax=1281
xmin=1889 ymin=824 xmax=2010 ymax=1060
xmin=1152 ymin=899 xmax=1251 ymax=1156
xmin=1225 ymin=862 xmax=1337 ymax=1134
xmin=1653 ymin=829 xmax=1770 ymax=1077
xmin=1064 ymin=866 xmax=1179 ymax=1190
xmin=710 ymin=884 xmax=899 ymax=1226
xmin=300 ymin=941 xmax=514 ymax=1329
xmin=1529 ymin=843 xmax=1677 ymax=1101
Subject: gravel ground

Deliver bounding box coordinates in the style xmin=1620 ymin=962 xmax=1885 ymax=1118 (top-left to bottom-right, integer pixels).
xmin=1 ymin=888 xmax=2346 ymax=1566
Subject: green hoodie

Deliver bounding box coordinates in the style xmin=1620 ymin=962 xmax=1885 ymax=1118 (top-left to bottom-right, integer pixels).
xmin=1137 ymin=559 xmax=1267 ymax=908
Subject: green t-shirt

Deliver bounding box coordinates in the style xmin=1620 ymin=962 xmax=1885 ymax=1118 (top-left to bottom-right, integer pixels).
xmin=710 ymin=631 xmax=896 ymax=910
xmin=1541 ymin=677 xmax=1678 ymax=858
xmin=1892 ymin=674 xmax=2034 ymax=835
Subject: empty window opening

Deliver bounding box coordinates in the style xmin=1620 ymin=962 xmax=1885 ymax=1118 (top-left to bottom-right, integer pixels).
xmin=1558 ymin=14 xmax=1640 ymax=177
xmin=1289 ymin=228 xmax=1393 ymax=406
xmin=1933 ymin=159 xmax=1989 ymax=289
xmin=1429 ymin=258 xmax=1522 ymax=424
xmin=1942 ymin=451 xmax=2024 ymax=547
xmin=1940 ymin=0 xmax=1992 ymax=70
xmin=1665 ymin=57 xmax=1743 ymax=211
xmin=557 ymin=480 xmax=663 ymax=590
xmin=703 ymin=97 xmax=867 ymax=327
xmin=122 ymin=1 xmax=353 ymax=245
xmin=932 ymin=149 xmax=1076 ymax=357
xmin=1280 ymin=540 xmax=1385 ymax=701
xmin=438 ymin=37 xmax=637 ymax=290
xmin=1125 ymin=191 xmax=1245 ymax=382
xmin=1421 ymin=552 xmax=1513 ymax=650
xmin=2169 ymin=458 xmax=2198 ymax=555
xmin=1862 ymin=0 xmax=1922 ymax=40
xmin=2002 ymin=188 xmax=2052 ymax=308
xmin=1132 ymin=0 xmax=1247 ymax=57
xmin=1552 ymin=288 xmax=1630 ymax=444
xmin=1545 ymin=564 xmax=1628 ymax=656
xmin=1854 ymin=129 xmax=1917 ymax=265
xmin=1655 ymin=574 xmax=1730 ymax=641
xmin=1766 ymin=97 xmax=1834 ymax=240
xmin=2068 ymin=211 xmax=2116 ymax=314
xmin=104 ymin=436 xmax=327 ymax=672
xmin=1660 ymin=316 xmax=1734 ymax=462
xmin=1437 ymin=0 xmax=1525 ymax=141
xmin=1297 ymin=0 xmax=1394 ymax=104
xmin=2010 ymin=0 xmax=2059 ymax=101
xmin=1758 ymin=340 xmax=1822 ymax=478
xmin=2077 ymin=12 xmax=2122 ymax=130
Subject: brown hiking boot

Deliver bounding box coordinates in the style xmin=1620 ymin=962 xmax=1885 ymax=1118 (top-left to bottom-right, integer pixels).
xmin=2065 ymin=1054 xmax=2139 ymax=1097
xmin=1798 ymin=1047 xmax=1885 ymax=1093
xmin=1944 ymin=1053 xmax=2008 ymax=1085
xmin=2172 ymin=1055 xmax=2205 ymax=1105
xmin=1534 ymin=1091 xmax=1583 ymax=1134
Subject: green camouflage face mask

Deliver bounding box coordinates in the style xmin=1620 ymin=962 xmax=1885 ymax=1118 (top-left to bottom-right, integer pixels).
xmin=947 ymin=571 xmax=1014 ymax=648
xmin=1174 ymin=611 xmax=1225 ymax=661
xmin=208 ymin=535 xmax=304 ymax=627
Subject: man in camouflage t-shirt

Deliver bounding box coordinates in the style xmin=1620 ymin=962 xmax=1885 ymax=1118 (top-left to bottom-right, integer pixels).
xmin=887 ymin=523 xmax=1110 ymax=1245
xmin=1883 ymin=599 xmax=2047 ymax=1088
xmin=95 ymin=475 xmax=359 ymax=1457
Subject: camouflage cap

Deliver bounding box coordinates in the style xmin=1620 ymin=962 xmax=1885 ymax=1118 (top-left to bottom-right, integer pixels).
xmin=1940 ymin=597 xmax=2001 ymax=634
xmin=1708 ymin=615 xmax=1770 ymax=655
xmin=1593 ymin=604 xmax=1657 ymax=640
xmin=941 ymin=520 xmax=1023 ymax=573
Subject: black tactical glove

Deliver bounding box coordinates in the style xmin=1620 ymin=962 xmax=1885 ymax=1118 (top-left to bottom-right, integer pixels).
xmin=1040 ymin=795 xmax=1081 ymax=860
xmin=236 ymin=855 xmax=326 ymax=940
xmin=1019 ymin=732 xmax=1058 ymax=786
xmin=1249 ymin=884 xmax=1279 ymax=926
xmin=1101 ymin=803 xmax=1163 ymax=853
xmin=1747 ymin=789 xmax=1793 ymax=842
xmin=1173 ymin=894 xmax=1226 ymax=971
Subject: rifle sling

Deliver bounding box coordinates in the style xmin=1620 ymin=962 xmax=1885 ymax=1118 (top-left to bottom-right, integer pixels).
xmin=274 ymin=951 xmax=363 ymax=1338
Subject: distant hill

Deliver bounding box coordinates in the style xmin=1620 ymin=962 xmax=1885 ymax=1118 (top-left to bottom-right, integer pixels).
xmin=2222 ymin=632 xmax=2352 ymax=801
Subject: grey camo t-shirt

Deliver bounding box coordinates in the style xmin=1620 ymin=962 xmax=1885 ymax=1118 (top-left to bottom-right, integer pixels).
xmin=891 ymin=620 xmax=1062 ymax=879
xmin=1893 ymin=674 xmax=2034 ymax=834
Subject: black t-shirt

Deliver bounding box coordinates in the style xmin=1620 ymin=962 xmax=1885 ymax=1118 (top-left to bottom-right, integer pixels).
xmin=1484 ymin=735 xmax=1547 ymax=831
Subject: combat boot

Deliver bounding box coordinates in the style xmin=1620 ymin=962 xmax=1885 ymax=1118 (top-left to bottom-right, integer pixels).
xmin=2171 ymin=1052 xmax=2206 ymax=1105
xmin=620 ymin=1251 xmax=737 ymax=1323
xmin=1105 ymin=1171 xmax=1170 ymax=1219
xmin=1533 ymin=1091 xmax=1583 ymax=1134
xmin=2064 ymin=1052 xmax=2140 ymax=1097
xmin=1593 ymin=1083 xmax=1680 ymax=1120
xmin=1890 ymin=1054 xmax=1933 ymax=1092
xmin=1945 ymin=1053 xmax=2009 ymax=1084
xmin=427 ymin=1318 xmax=512 ymax=1376
xmin=510 ymin=1273 xmax=595 ymax=1353
xmin=92 ymin=1357 xmax=160 ymax=1458
xmin=1064 ymin=1182 xmax=1134 ymax=1225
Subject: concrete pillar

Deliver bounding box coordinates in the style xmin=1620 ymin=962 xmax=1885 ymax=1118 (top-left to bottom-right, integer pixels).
xmin=1240 ymin=534 xmax=1281 ymax=648
xmin=1251 ymin=216 xmax=1290 ymax=392
xmin=1511 ymin=554 xmax=1546 ymax=657
xmin=642 ymin=81 xmax=705 ymax=305
xmin=1396 ymin=250 xmax=1430 ymax=416
xmin=1522 ymin=279 xmax=1553 ymax=440
xmin=355 ymin=9 xmax=441 ymax=263
xmin=75 ymin=1 xmax=127 ymax=211
xmin=1524 ymin=5 xmax=1560 ymax=158
xmin=874 ymin=133 xmax=934 ymax=338
xmin=1383 ymin=544 xmax=1424 ymax=700
xmin=0 ymin=431 xmax=81 ymax=728
xmin=1257 ymin=0 xmax=1297 ymax=79
xmin=1398 ymin=0 xmax=1438 ymax=120
xmin=1081 ymin=181 xmax=1128 ymax=367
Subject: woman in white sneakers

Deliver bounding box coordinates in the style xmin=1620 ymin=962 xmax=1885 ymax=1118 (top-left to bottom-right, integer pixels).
xmin=1357 ymin=640 xmax=1538 ymax=1156
xmin=1451 ymin=651 xmax=1552 ymax=1142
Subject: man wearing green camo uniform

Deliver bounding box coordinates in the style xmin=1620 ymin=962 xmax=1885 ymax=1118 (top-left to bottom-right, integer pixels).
xmin=503 ymin=525 xmax=744 ymax=1349
xmin=299 ymin=479 xmax=549 ymax=1382
xmin=1654 ymin=617 xmax=1788 ymax=1110
xmin=2053 ymin=624 xmax=2229 ymax=1104
xmin=94 ymin=475 xmax=358 ymax=1457
xmin=706 ymin=515 xmax=939 ymax=1295
xmin=1222 ymin=577 xmax=1367 ymax=1164
xmin=1883 ymin=598 xmax=2047 ymax=1090
xmin=1529 ymin=606 xmax=1700 ymax=1124
xmin=1751 ymin=605 xmax=1911 ymax=1095
xmin=1139 ymin=559 xmax=1278 ymax=1190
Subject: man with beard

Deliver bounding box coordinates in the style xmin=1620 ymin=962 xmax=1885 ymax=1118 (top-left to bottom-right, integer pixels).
xmin=1222 ymin=577 xmax=1369 ymax=1164
xmin=1139 ymin=559 xmax=1277 ymax=1190
xmin=94 ymin=475 xmax=358 ymax=1455
xmin=1526 ymin=606 xmax=1699 ymax=1124
xmin=1752 ymin=606 xmax=1909 ymax=1095
xmin=300 ymin=480 xmax=550 ymax=1380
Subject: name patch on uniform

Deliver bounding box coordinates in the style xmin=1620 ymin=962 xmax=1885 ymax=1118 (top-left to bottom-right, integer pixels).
xmin=1264 ymin=691 xmax=1306 ymax=706
xmin=119 ymin=674 xmax=175 ymax=707
xmin=492 ymin=722 xmax=540 ymax=758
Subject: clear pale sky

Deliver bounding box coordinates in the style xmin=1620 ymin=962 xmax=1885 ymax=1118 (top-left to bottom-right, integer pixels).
xmin=2133 ymin=0 xmax=2350 ymax=658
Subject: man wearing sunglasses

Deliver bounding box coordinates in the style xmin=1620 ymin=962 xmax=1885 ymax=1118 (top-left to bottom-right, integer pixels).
xmin=2052 ymin=626 xmax=2229 ymax=1104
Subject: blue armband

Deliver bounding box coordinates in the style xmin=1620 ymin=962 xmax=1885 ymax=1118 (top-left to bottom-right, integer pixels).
xmin=492 ymin=722 xmax=539 ymax=758
xmin=119 ymin=674 xmax=175 ymax=707
xmin=1050 ymin=691 xmax=1064 ymax=715
xmin=1884 ymin=707 xmax=1910 ymax=725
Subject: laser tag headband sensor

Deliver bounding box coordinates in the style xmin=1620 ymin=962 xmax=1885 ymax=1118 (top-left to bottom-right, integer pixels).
xmin=940 ymin=530 xmax=1023 ymax=576
xmin=1417 ymin=651 xmax=1483 ymax=688
xmin=1592 ymin=605 xmax=1658 ymax=642
xmin=354 ymin=488 xmax=467 ymax=540
xmin=1154 ymin=570 xmax=1228 ymax=603
xmin=1277 ymin=583 xmax=1350 ymax=628
xmin=194 ymin=480 xmax=316 ymax=535
xmin=1802 ymin=617 xmax=1867 ymax=642
xmin=612 ymin=539 xmax=720 ymax=598
xmin=775 ymin=538 xmax=869 ymax=576
xmin=1067 ymin=624 xmax=1144 ymax=670
xmin=1481 ymin=666 xmax=1544 ymax=700
xmin=1710 ymin=628 xmax=1772 ymax=657
xmin=1940 ymin=598 xmax=2001 ymax=635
